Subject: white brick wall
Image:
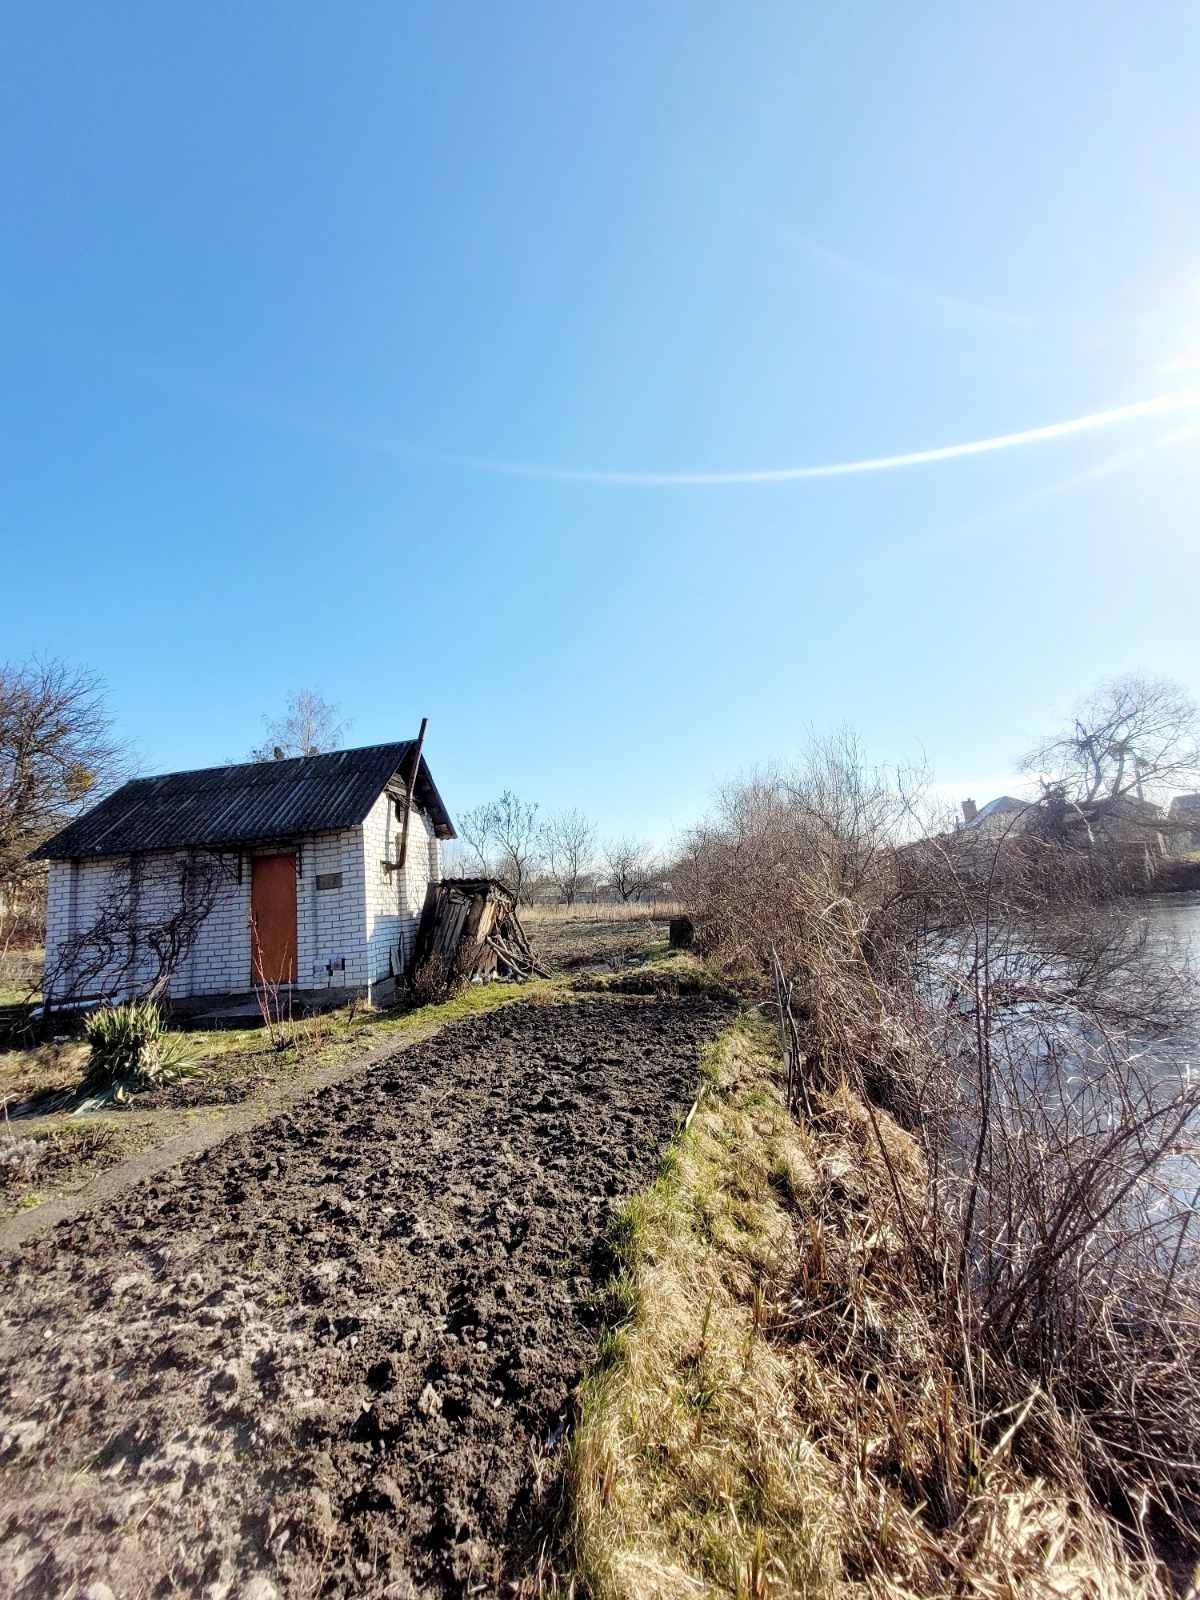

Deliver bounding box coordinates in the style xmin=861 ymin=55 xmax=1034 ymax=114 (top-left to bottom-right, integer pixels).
xmin=42 ymin=806 xmax=442 ymax=1003
xmin=186 ymin=853 xmax=252 ymax=995
xmin=304 ymin=828 xmax=367 ymax=991
xmin=45 ymin=850 xmax=257 ymax=1002
xmin=360 ymin=792 xmax=436 ymax=990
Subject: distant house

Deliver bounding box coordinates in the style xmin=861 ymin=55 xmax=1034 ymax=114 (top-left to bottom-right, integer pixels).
xmin=1168 ymin=794 xmax=1200 ymax=855
xmin=956 ymin=791 xmax=1167 ymax=887
xmin=958 ymin=796 xmax=1033 ymax=834
xmin=33 ymin=742 xmax=455 ymax=1010
xmin=961 ymin=792 xmax=1164 ymax=845
xmin=1083 ymin=793 xmax=1167 ymax=851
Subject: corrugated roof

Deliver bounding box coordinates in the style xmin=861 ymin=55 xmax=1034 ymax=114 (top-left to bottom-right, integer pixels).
xmin=32 ymin=741 xmax=456 ymax=860
xmin=963 ymin=795 xmax=1032 ymax=829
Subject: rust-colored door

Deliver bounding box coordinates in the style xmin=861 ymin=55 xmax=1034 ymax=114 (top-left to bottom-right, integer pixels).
xmin=250 ymin=854 xmax=297 ymax=985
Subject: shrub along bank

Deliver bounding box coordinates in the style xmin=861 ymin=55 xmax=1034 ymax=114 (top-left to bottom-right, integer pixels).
xmin=615 ymin=735 xmax=1200 ymax=1593
xmin=561 ymin=1019 xmax=1171 ymax=1599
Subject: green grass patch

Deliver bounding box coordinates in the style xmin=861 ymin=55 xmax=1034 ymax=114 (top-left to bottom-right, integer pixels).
xmin=368 ymin=974 xmax=561 ymax=1036
xmin=561 ymin=1015 xmax=839 ymax=1600
xmin=568 ymin=950 xmax=738 ymax=1001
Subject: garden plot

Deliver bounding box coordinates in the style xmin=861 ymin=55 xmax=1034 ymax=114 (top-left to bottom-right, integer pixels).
xmin=0 ymin=993 xmax=730 ymax=1599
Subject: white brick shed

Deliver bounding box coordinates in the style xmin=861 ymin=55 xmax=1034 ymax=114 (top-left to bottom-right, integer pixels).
xmin=33 ymin=742 xmax=456 ymax=1008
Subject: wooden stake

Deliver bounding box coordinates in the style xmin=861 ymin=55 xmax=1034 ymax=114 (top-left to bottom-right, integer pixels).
xmin=397 ymin=717 xmax=428 ymax=871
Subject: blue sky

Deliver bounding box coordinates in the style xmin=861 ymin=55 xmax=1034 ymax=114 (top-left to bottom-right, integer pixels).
xmin=4 ymin=2 xmax=1198 ymax=846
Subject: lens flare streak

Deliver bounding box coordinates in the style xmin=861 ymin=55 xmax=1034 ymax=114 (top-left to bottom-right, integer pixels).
xmin=447 ymin=390 xmax=1200 ymax=487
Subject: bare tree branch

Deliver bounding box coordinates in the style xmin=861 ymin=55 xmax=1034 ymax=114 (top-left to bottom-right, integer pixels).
xmin=541 ymin=809 xmax=596 ymax=906
xmin=42 ymin=853 xmax=235 ymax=1008
xmin=1024 ymin=675 xmax=1200 ymax=819
xmin=248 ymin=689 xmax=351 ymax=760
xmin=0 ymin=658 xmax=125 ymax=900
xmin=603 ymin=837 xmax=658 ymax=902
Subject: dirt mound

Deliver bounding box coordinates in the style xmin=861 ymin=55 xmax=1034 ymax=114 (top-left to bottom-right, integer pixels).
xmin=569 ymin=962 xmax=738 ymax=1000
xmin=0 ymin=995 xmax=730 ymax=1598
xmin=523 ymin=912 xmax=664 ymax=973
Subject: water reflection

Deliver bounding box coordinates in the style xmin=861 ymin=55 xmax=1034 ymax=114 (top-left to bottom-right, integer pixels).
xmin=1140 ymin=891 xmax=1200 ymax=1078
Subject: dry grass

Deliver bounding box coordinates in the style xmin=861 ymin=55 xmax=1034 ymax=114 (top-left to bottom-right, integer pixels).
xmin=523 ymin=906 xmax=679 ymax=974
xmin=0 ymin=1036 xmax=90 ymax=1107
xmin=561 ymin=1018 xmax=1170 ymax=1599
xmin=0 ymin=943 xmax=42 ymax=1005
xmin=0 ymin=1120 xmax=123 ymax=1196
xmin=569 ymin=950 xmax=739 ymax=1000
xmin=676 ymin=742 xmax=1200 ymax=1573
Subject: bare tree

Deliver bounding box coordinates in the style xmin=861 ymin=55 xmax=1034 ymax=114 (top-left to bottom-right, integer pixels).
xmin=487 ymin=790 xmax=541 ymax=903
xmin=249 ymin=689 xmax=351 ymax=761
xmin=603 ymin=836 xmax=657 ymax=902
xmin=542 ymin=809 xmax=596 ymax=906
xmin=1025 ymin=675 xmax=1200 ymax=823
xmin=0 ymin=659 xmax=124 ymax=901
xmin=454 ymin=805 xmax=495 ymax=875
xmin=448 ymin=791 xmax=541 ymax=901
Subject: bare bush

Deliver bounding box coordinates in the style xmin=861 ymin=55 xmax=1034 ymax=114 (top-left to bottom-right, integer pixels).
xmin=409 ymin=949 xmax=472 ymax=1006
xmin=675 ymin=732 xmax=911 ymax=1069
xmin=911 ymin=842 xmax=1200 ymax=1533
xmin=680 ymin=730 xmax=1200 ymax=1563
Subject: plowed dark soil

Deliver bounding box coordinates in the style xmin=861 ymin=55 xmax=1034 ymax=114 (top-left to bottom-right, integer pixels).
xmin=0 ymin=995 xmax=729 ymax=1599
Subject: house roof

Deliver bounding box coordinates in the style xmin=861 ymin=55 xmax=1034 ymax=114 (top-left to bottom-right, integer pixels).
xmin=32 ymin=741 xmax=456 ymax=860
xmin=963 ymin=795 xmax=1032 ymax=829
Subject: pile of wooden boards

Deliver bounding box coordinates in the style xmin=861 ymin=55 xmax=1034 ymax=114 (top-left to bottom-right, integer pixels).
xmin=412 ymin=878 xmax=548 ymax=982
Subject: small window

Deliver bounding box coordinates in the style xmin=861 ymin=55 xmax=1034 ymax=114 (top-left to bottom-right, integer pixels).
xmin=316 ymin=872 xmax=343 ymax=891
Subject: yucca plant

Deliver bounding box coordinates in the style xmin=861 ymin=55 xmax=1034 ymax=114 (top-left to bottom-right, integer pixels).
xmin=78 ymin=1000 xmax=195 ymax=1109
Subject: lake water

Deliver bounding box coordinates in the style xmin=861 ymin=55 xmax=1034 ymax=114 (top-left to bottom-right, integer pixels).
xmin=1132 ymin=894 xmax=1200 ymax=1218
xmin=1144 ymin=890 xmax=1200 ymax=960
xmin=1141 ymin=892 xmax=1200 ymax=1080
